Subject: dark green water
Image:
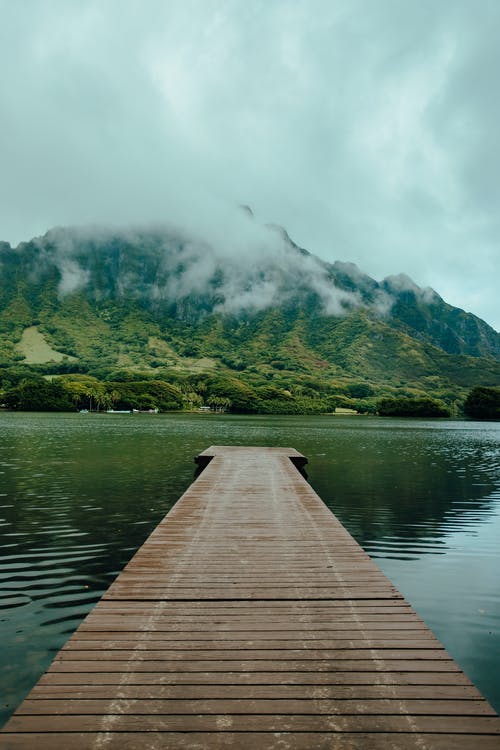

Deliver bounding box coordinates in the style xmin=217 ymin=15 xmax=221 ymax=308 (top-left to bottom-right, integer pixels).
xmin=0 ymin=412 xmax=499 ymax=723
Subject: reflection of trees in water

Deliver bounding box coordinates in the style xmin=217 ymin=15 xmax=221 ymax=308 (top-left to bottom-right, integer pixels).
xmin=308 ymin=432 xmax=500 ymax=548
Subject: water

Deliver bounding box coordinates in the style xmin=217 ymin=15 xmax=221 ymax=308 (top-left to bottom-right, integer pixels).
xmin=0 ymin=411 xmax=499 ymax=723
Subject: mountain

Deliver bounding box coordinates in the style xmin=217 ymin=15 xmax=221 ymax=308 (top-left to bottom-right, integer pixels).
xmin=0 ymin=223 xmax=499 ymax=413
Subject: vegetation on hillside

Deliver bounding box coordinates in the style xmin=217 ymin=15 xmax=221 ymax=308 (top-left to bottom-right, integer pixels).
xmin=377 ymin=396 xmax=450 ymax=418
xmin=0 ymin=226 xmax=499 ymax=415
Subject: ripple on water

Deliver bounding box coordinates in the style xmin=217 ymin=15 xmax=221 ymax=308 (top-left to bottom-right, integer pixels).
xmin=0 ymin=596 xmax=32 ymax=610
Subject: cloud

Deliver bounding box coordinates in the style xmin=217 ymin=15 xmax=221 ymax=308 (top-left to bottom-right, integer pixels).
xmin=57 ymin=258 xmax=90 ymax=296
xmin=0 ymin=0 xmax=499 ymax=329
xmin=34 ymin=221 xmax=364 ymax=316
xmin=383 ymin=273 xmax=439 ymax=305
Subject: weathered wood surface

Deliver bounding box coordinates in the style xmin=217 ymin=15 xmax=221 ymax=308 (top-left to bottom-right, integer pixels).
xmin=2 ymin=445 xmax=499 ymax=749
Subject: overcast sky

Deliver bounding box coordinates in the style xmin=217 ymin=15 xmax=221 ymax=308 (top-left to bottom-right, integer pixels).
xmin=1 ymin=0 xmax=499 ymax=330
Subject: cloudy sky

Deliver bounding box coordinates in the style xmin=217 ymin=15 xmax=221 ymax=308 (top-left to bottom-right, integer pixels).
xmin=1 ymin=0 xmax=499 ymax=329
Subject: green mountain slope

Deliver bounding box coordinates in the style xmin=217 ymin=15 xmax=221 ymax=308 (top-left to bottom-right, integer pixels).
xmin=0 ymin=225 xmax=499 ymax=413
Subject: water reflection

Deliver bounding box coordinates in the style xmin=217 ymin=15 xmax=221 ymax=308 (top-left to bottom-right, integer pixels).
xmin=0 ymin=412 xmax=499 ymax=723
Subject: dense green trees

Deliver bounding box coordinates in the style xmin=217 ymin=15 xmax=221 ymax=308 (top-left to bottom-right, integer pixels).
xmin=60 ymin=375 xmax=110 ymax=411
xmin=463 ymin=386 xmax=500 ymax=419
xmin=346 ymin=383 xmax=375 ymax=398
xmin=0 ymin=373 xmax=184 ymax=412
xmin=107 ymin=380 xmax=183 ymax=411
xmin=3 ymin=377 xmax=73 ymax=411
xmin=1 ymin=366 xmax=496 ymax=419
xmin=377 ymin=396 xmax=450 ymax=418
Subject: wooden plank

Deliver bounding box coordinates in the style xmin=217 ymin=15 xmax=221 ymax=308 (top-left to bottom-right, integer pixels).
xmin=88 ymin=602 xmax=419 ymax=612
xmin=62 ymin=638 xmax=441 ymax=649
xmin=17 ymin=698 xmax=497 ymax=716
xmin=51 ymin=648 xmax=451 ymax=660
xmin=73 ymin=620 xmax=434 ymax=637
xmin=84 ymin=606 xmax=423 ymax=617
xmin=36 ymin=670 xmax=477 ymax=686
xmin=2 ymin=445 xmax=499 ymax=749
xmin=28 ymin=684 xmax=484 ymax=700
xmin=44 ymin=659 xmax=463 ymax=673
xmin=2 ymin=734 xmax=500 ymax=750
xmin=4 ymin=714 xmax=500 ymax=732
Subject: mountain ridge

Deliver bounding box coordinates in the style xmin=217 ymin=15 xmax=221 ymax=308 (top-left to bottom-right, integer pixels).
xmin=0 ymin=223 xmax=499 ymax=413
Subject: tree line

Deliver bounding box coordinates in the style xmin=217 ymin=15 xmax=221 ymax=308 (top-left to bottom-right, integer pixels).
xmin=0 ymin=370 xmax=498 ymax=418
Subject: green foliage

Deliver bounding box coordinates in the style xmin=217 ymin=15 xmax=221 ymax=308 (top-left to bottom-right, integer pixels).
xmin=220 ymin=353 xmax=247 ymax=370
xmin=105 ymin=380 xmax=183 ymax=411
xmin=377 ymin=396 xmax=450 ymax=418
xmin=3 ymin=377 xmax=74 ymax=411
xmin=59 ymin=375 xmax=110 ymax=410
xmin=463 ymin=386 xmax=500 ymax=420
xmin=204 ymin=376 xmax=258 ymax=413
xmin=207 ymin=395 xmax=231 ymax=412
xmin=346 ymin=383 xmax=375 ymax=398
xmin=0 ymin=296 xmax=33 ymax=334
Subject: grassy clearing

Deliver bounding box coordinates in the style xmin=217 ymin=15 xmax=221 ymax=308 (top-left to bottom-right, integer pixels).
xmin=15 ymin=327 xmax=77 ymax=364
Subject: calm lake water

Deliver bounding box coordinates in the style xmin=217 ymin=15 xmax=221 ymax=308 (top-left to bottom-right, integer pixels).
xmin=0 ymin=411 xmax=499 ymax=724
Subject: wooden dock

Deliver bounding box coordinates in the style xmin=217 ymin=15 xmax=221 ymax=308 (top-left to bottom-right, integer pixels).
xmin=1 ymin=446 xmax=499 ymax=748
